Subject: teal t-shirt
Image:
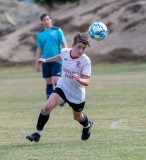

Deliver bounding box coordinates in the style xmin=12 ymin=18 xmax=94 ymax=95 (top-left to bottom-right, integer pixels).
xmin=36 ymin=26 xmax=66 ymax=63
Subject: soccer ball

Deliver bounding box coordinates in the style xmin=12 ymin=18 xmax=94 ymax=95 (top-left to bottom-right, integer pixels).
xmin=88 ymin=22 xmax=108 ymax=41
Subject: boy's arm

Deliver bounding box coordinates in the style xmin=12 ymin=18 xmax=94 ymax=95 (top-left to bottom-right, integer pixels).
xmin=38 ymin=54 xmax=62 ymax=63
xmin=35 ymin=47 xmax=42 ymax=72
xmin=72 ymin=74 xmax=90 ymax=86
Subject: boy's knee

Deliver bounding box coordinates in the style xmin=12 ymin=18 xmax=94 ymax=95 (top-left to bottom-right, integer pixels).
xmin=43 ymin=105 xmax=52 ymax=113
xmin=73 ymin=115 xmax=83 ymax=121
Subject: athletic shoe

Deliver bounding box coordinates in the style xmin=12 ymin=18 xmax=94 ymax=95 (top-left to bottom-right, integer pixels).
xmin=26 ymin=132 xmax=41 ymax=142
xmin=81 ymin=120 xmax=93 ymax=140
xmin=60 ymin=103 xmax=65 ymax=107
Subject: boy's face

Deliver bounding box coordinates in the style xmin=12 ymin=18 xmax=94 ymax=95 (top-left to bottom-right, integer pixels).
xmin=42 ymin=15 xmax=52 ymax=29
xmin=72 ymin=42 xmax=87 ymax=58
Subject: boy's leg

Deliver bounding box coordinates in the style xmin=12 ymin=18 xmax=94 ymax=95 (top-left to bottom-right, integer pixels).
xmin=42 ymin=62 xmax=53 ymax=99
xmin=54 ymin=84 xmax=65 ymax=107
xmin=79 ymin=113 xmax=89 ymax=127
xmin=26 ymin=92 xmax=64 ymax=142
xmin=46 ymin=83 xmax=53 ymax=99
xmin=26 ymin=109 xmax=50 ymax=142
xmin=79 ymin=113 xmax=93 ymax=140
xmin=52 ymin=62 xmax=64 ymax=107
xmin=71 ymin=102 xmax=93 ymax=141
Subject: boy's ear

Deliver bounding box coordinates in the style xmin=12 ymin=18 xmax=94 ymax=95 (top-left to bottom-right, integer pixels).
xmin=72 ymin=44 xmax=74 ymax=48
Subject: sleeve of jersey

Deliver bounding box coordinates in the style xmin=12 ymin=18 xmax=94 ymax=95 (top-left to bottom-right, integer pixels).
xmin=81 ymin=60 xmax=91 ymax=77
xmin=58 ymin=28 xmax=66 ymax=43
xmin=60 ymin=48 xmax=66 ymax=60
xmin=36 ymin=33 xmax=41 ymax=47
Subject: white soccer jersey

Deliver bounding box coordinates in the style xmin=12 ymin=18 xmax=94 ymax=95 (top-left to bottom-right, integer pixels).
xmin=56 ymin=48 xmax=91 ymax=104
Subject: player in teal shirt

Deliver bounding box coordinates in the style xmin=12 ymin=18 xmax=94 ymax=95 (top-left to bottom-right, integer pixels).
xmin=35 ymin=13 xmax=68 ymax=105
xmin=37 ymin=26 xmax=66 ymax=61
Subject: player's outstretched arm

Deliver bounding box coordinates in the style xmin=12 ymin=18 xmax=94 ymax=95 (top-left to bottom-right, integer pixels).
xmin=38 ymin=54 xmax=62 ymax=63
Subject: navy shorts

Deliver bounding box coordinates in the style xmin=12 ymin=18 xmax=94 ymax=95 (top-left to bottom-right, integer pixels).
xmin=42 ymin=62 xmax=62 ymax=78
xmin=53 ymin=87 xmax=85 ymax=112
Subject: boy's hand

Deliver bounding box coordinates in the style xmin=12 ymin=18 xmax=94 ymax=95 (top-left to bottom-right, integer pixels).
xmin=72 ymin=73 xmax=80 ymax=81
xmin=38 ymin=58 xmax=46 ymax=63
xmin=35 ymin=61 xmax=41 ymax=72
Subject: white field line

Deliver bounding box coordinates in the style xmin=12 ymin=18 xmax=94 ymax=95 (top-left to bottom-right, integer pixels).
xmin=110 ymin=116 xmax=146 ymax=132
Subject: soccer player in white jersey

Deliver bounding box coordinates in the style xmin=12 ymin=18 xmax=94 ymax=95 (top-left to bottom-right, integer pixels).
xmin=26 ymin=32 xmax=93 ymax=142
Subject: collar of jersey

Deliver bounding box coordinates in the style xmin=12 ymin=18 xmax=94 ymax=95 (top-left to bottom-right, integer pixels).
xmin=70 ymin=50 xmax=78 ymax=59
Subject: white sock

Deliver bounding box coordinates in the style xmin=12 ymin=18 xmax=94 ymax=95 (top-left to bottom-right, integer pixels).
xmin=35 ymin=130 xmax=42 ymax=136
xmin=83 ymin=122 xmax=90 ymax=128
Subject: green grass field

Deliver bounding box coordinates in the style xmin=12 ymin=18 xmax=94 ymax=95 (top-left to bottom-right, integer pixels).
xmin=0 ymin=62 xmax=146 ymax=160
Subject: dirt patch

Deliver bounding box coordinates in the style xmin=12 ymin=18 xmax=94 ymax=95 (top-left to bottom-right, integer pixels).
xmin=89 ymin=48 xmax=146 ymax=64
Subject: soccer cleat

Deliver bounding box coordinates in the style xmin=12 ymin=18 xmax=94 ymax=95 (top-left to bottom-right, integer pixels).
xmin=26 ymin=132 xmax=41 ymax=142
xmin=81 ymin=120 xmax=93 ymax=140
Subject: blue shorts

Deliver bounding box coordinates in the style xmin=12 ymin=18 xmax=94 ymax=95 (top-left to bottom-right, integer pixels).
xmin=42 ymin=62 xmax=62 ymax=78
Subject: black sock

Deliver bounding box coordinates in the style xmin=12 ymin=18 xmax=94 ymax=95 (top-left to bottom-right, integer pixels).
xmin=79 ymin=113 xmax=89 ymax=128
xmin=36 ymin=109 xmax=50 ymax=130
xmin=46 ymin=84 xmax=53 ymax=99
